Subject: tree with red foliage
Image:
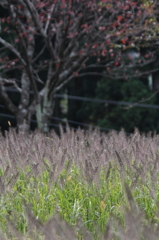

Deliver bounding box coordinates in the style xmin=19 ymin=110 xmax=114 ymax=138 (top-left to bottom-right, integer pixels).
xmin=0 ymin=0 xmax=158 ymax=133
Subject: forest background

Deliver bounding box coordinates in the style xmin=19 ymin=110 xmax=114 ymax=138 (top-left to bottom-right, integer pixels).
xmin=1 ymin=0 xmax=159 ymax=134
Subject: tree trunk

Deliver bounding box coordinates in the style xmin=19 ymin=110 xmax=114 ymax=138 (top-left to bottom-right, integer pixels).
xmin=36 ymin=88 xmax=55 ymax=134
xmin=16 ymin=110 xmax=31 ymax=133
xmin=15 ymin=69 xmax=34 ymax=133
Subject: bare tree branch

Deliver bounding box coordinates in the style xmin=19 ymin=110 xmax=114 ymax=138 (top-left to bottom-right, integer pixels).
xmin=0 ymin=78 xmax=22 ymax=92
xmin=23 ymin=0 xmax=46 ymax=37
xmin=0 ymin=37 xmax=26 ymax=66
xmin=44 ymin=4 xmax=55 ymax=35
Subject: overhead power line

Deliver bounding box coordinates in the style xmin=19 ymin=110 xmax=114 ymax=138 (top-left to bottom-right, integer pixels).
xmin=1 ymin=88 xmax=159 ymax=134
xmin=55 ymin=94 xmax=159 ymax=109
xmin=4 ymin=88 xmax=159 ymax=109
xmin=0 ymin=110 xmax=119 ymax=133
xmin=0 ymin=113 xmax=15 ymax=119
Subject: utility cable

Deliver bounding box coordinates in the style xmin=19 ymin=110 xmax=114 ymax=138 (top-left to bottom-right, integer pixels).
xmin=4 ymin=88 xmax=159 ymax=109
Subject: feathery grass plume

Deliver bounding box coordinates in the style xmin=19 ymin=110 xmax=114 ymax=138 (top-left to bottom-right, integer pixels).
xmin=1 ymin=127 xmax=159 ymax=239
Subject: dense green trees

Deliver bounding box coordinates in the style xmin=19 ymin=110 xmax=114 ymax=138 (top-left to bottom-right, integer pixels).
xmin=66 ymin=73 xmax=159 ymax=133
xmin=87 ymin=77 xmax=159 ymax=133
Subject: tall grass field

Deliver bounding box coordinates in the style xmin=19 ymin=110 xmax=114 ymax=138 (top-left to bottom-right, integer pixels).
xmin=0 ymin=127 xmax=159 ymax=239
